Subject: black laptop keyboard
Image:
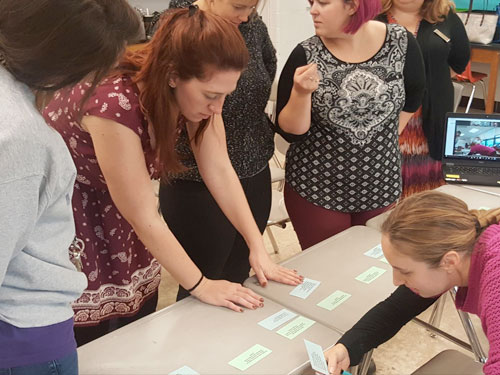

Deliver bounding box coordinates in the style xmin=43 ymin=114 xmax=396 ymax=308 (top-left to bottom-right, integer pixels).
xmin=448 ymin=166 xmax=500 ymax=177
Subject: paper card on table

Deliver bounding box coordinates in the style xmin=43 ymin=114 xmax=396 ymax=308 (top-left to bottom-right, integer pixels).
xmin=290 ymin=278 xmax=320 ymax=299
xmin=277 ymin=316 xmax=315 ymax=340
xmin=228 ymin=344 xmax=272 ymax=372
xmin=169 ymin=365 xmax=199 ymax=375
xmin=355 ymin=266 xmax=386 ymax=284
xmin=364 ymin=244 xmax=383 ymax=259
xmin=258 ymin=308 xmax=297 ymax=330
xmin=304 ymin=339 xmax=329 ymax=375
xmin=379 ymin=256 xmax=389 ymax=264
xmin=317 ymin=290 xmax=351 ymax=311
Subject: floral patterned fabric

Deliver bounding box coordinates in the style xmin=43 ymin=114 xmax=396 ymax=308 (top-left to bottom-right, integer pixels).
xmin=43 ymin=76 xmax=161 ymax=326
xmin=386 ymin=14 xmax=445 ymax=198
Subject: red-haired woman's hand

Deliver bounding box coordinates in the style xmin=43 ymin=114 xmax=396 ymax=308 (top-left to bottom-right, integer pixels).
xmin=190 ymin=277 xmax=264 ymax=313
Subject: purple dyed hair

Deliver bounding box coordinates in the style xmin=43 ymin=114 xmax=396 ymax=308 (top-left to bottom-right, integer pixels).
xmin=343 ymin=0 xmax=381 ymax=34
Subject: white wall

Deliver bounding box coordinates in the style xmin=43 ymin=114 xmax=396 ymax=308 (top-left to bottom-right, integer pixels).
xmin=262 ymin=0 xmax=315 ymax=74
xmin=128 ymin=0 xmax=316 ymax=75
xmin=128 ymin=0 xmax=169 ymax=12
xmin=261 ymin=2 xmax=499 ymax=106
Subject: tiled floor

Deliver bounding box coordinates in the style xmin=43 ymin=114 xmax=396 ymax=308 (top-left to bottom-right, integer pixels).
xmin=156 ymin=190 xmax=488 ymax=375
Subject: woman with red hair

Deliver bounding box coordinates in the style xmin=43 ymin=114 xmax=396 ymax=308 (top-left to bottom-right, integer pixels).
xmin=154 ymin=0 xmax=285 ymax=302
xmin=276 ymin=0 xmax=426 ymax=250
xmin=44 ymin=7 xmax=301 ymax=346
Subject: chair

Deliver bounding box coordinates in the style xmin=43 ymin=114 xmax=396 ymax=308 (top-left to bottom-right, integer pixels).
xmin=449 ymin=287 xmax=488 ymax=363
xmin=265 ymin=79 xmax=291 ymax=254
xmin=416 ymin=287 xmax=488 ymax=364
xmin=270 ymin=162 xmax=285 ymax=185
xmin=266 ymin=190 xmax=290 ymax=254
xmin=271 ymin=133 xmax=290 ymax=188
xmin=266 ymin=133 xmax=291 ymax=254
xmin=266 ymin=81 xmax=285 ymax=186
xmin=411 ymin=349 xmax=483 ymax=374
xmin=349 ymin=349 xmax=374 ymax=375
xmin=453 ymin=62 xmax=488 ymax=113
xmin=452 ymin=81 xmax=464 ymax=112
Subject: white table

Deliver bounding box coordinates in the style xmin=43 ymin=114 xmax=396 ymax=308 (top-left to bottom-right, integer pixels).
xmin=78 ymin=296 xmax=341 ymax=375
xmin=459 ymin=184 xmax=500 ymax=197
xmin=244 ymin=226 xmax=395 ymax=335
xmin=366 ymin=184 xmax=500 ymax=231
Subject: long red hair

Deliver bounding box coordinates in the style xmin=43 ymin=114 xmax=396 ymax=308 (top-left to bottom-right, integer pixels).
xmin=119 ymin=8 xmax=249 ymax=176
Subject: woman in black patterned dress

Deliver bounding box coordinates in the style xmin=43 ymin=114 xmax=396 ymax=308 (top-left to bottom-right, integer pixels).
xmin=277 ymin=0 xmax=426 ymax=250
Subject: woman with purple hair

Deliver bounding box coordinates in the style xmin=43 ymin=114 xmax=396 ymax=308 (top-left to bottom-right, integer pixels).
xmin=276 ymin=0 xmax=426 ymax=250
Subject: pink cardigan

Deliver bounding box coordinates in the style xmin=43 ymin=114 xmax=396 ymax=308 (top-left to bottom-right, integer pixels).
xmin=456 ymin=223 xmax=500 ymax=374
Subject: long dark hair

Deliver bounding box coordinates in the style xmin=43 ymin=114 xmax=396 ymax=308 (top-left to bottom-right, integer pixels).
xmin=0 ymin=0 xmax=140 ymax=92
xmin=119 ymin=8 xmax=249 ymax=176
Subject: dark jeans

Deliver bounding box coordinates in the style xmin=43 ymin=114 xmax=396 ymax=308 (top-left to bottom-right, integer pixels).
xmin=74 ymin=292 xmax=158 ymax=347
xmin=0 ymin=351 xmax=78 ymax=375
xmin=159 ymin=166 xmax=271 ymax=300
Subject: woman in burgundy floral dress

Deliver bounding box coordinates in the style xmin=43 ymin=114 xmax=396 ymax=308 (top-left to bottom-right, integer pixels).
xmin=44 ymin=8 xmax=301 ymax=346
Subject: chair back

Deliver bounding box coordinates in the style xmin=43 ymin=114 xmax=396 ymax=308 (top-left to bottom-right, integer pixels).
xmin=452 ymin=82 xmax=464 ymax=112
xmin=269 ymin=80 xmax=278 ymax=102
xmin=411 ymin=350 xmax=483 ymax=375
xmin=265 ymin=81 xmax=278 ymax=123
xmin=275 ymin=133 xmax=290 ymax=156
xmin=456 ymin=62 xmax=474 ymax=82
xmin=455 ymin=62 xmax=487 ymax=84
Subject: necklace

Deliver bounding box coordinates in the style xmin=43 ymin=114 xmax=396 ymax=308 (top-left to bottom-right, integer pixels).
xmin=387 ymin=12 xmax=421 ymax=37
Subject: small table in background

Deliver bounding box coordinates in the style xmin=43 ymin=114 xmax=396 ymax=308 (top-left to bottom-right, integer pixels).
xmin=470 ymin=43 xmax=500 ymax=113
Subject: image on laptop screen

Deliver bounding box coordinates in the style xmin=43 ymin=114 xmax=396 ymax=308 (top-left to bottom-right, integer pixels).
xmin=444 ymin=115 xmax=500 ymax=162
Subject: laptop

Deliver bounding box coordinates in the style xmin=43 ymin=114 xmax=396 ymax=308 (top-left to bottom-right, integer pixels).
xmin=442 ymin=112 xmax=500 ymax=186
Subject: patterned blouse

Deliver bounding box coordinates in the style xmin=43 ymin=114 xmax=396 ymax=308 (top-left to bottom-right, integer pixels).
xmin=156 ymin=0 xmax=277 ymax=181
xmin=276 ymin=24 xmax=425 ymax=212
xmin=43 ymin=76 xmax=161 ymax=326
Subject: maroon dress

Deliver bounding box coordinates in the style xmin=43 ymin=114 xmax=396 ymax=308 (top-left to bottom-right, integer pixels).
xmin=44 ymin=76 xmax=161 ymax=326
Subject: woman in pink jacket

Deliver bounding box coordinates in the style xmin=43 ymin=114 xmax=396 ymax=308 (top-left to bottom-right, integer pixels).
xmin=324 ymin=190 xmax=500 ymax=375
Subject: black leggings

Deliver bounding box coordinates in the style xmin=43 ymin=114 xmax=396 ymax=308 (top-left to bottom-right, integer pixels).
xmin=159 ymin=166 xmax=271 ymax=300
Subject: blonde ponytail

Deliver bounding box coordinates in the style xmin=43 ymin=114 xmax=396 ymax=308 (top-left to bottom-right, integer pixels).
xmin=470 ymin=207 xmax=500 ymax=233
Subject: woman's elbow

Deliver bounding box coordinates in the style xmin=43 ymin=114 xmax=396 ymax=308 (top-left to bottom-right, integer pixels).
xmin=277 ymin=115 xmax=310 ymax=136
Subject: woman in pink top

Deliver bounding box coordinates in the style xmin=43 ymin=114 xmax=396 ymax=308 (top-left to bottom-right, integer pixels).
xmin=323 ymin=191 xmax=500 ymax=375
xmin=469 ymin=141 xmax=498 ymax=156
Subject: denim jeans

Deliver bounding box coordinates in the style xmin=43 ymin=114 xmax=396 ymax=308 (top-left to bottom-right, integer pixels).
xmin=0 ymin=351 xmax=78 ymax=375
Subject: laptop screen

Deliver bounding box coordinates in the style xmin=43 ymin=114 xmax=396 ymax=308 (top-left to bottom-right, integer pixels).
xmin=444 ymin=113 xmax=500 ymax=162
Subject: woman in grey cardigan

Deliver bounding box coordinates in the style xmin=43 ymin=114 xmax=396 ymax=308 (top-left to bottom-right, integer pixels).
xmin=0 ymin=0 xmax=140 ymax=373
